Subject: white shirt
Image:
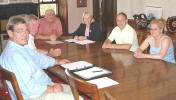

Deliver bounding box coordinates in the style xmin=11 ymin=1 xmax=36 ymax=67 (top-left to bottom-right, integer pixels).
xmin=28 ymin=34 xmax=36 ymax=50
xmin=108 ymin=24 xmax=139 ymax=52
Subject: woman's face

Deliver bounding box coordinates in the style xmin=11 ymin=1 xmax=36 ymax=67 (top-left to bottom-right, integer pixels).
xmin=83 ymin=14 xmax=91 ymax=26
xmin=150 ymin=23 xmax=162 ymax=37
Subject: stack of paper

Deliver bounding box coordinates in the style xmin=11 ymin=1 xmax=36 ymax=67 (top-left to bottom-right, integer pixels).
xmin=45 ymin=41 xmax=64 ymax=45
xmin=87 ymin=77 xmax=119 ymax=89
xmin=64 ymin=39 xmax=77 ymax=43
xmin=65 ymin=39 xmax=95 ymax=45
xmin=61 ymin=61 xmax=93 ymax=70
xmin=75 ymin=40 xmax=95 ymax=45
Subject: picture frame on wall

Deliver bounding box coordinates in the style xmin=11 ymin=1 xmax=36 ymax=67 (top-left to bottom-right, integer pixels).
xmin=77 ymin=0 xmax=87 ymax=7
xmin=144 ymin=6 xmax=163 ymax=20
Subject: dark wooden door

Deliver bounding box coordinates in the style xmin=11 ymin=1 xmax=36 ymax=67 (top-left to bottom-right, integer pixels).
xmin=93 ymin=0 xmax=117 ymax=35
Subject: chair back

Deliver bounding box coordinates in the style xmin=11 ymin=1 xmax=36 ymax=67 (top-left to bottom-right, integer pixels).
xmin=65 ymin=69 xmax=100 ymax=100
xmin=0 ymin=66 xmax=23 ymax=100
xmin=104 ymin=91 xmax=116 ymax=100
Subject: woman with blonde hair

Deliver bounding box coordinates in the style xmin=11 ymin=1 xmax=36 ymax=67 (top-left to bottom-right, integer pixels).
xmin=72 ymin=12 xmax=105 ymax=42
xmin=134 ymin=19 xmax=175 ymax=63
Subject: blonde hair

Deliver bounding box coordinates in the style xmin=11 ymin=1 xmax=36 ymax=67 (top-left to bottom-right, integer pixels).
xmin=82 ymin=12 xmax=95 ymax=23
xmin=150 ymin=19 xmax=166 ymax=29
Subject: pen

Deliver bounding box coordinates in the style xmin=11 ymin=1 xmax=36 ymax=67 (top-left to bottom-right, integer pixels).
xmin=92 ymin=70 xmax=103 ymax=72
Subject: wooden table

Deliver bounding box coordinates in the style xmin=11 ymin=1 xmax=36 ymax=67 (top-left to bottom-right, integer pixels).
xmin=35 ymin=36 xmax=176 ymax=100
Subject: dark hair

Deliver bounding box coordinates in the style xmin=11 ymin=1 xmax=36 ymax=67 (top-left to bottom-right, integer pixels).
xmin=117 ymin=12 xmax=127 ymax=19
xmin=6 ymin=16 xmax=26 ymax=32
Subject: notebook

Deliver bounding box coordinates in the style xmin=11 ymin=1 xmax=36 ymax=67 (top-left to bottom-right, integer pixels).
xmin=72 ymin=66 xmax=112 ymax=80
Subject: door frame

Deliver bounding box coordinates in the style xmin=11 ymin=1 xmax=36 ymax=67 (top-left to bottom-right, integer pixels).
xmin=93 ymin=0 xmax=117 ymax=25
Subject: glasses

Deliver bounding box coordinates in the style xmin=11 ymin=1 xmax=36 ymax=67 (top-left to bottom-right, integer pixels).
xmin=150 ymin=28 xmax=160 ymax=31
xmin=13 ymin=29 xmax=29 ymax=34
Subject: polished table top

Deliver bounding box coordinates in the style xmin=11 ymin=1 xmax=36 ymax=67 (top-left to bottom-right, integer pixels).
xmin=35 ymin=36 xmax=176 ymax=100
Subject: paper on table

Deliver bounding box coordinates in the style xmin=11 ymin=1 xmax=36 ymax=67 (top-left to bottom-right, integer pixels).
xmin=73 ymin=67 xmax=111 ymax=79
xmin=64 ymin=39 xmax=77 ymax=43
xmin=45 ymin=41 xmax=64 ymax=45
xmin=61 ymin=61 xmax=93 ymax=70
xmin=65 ymin=39 xmax=95 ymax=45
xmin=75 ymin=40 xmax=95 ymax=45
xmin=87 ymin=77 xmax=119 ymax=89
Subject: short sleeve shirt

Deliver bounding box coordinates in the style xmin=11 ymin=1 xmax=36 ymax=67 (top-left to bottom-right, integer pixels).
xmin=38 ymin=17 xmax=63 ymax=35
xmin=108 ymin=24 xmax=139 ymax=52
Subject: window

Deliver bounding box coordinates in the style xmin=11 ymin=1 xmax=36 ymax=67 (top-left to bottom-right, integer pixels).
xmin=38 ymin=0 xmax=57 ymax=16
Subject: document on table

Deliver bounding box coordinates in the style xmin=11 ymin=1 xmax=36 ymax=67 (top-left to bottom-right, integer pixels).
xmin=45 ymin=41 xmax=64 ymax=45
xmin=73 ymin=67 xmax=112 ymax=80
xmin=64 ymin=39 xmax=77 ymax=43
xmin=75 ymin=40 xmax=95 ymax=45
xmin=65 ymin=39 xmax=95 ymax=45
xmin=61 ymin=61 xmax=93 ymax=70
xmin=87 ymin=77 xmax=119 ymax=89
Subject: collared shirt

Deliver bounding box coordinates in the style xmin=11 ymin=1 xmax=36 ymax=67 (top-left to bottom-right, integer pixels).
xmin=0 ymin=40 xmax=55 ymax=100
xmin=85 ymin=26 xmax=90 ymax=37
xmin=28 ymin=34 xmax=36 ymax=50
xmin=108 ymin=24 xmax=139 ymax=52
xmin=38 ymin=17 xmax=63 ymax=35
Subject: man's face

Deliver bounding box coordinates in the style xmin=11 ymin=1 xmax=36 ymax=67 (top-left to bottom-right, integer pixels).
xmin=116 ymin=14 xmax=127 ymax=30
xmin=45 ymin=10 xmax=55 ymax=22
xmin=8 ymin=23 xmax=29 ymax=46
xmin=28 ymin=19 xmax=39 ymax=36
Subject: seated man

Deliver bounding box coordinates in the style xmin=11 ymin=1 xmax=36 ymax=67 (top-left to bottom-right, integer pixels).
xmin=0 ymin=16 xmax=83 ymax=100
xmin=36 ymin=9 xmax=63 ymax=41
xmin=102 ymin=12 xmax=139 ymax=52
xmin=25 ymin=14 xmax=61 ymax=57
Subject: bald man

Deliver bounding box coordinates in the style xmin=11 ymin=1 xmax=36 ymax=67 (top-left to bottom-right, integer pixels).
xmin=102 ymin=12 xmax=139 ymax=52
xmin=37 ymin=9 xmax=63 ymax=41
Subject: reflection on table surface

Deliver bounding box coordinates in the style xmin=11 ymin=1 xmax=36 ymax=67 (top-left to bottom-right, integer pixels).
xmin=35 ymin=36 xmax=176 ymax=100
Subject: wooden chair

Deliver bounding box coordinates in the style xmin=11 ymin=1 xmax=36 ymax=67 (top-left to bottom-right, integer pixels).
xmin=0 ymin=66 xmax=23 ymax=100
xmin=65 ymin=69 xmax=100 ymax=100
xmin=104 ymin=91 xmax=116 ymax=100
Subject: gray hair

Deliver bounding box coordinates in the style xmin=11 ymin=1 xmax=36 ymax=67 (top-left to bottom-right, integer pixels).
xmin=25 ymin=14 xmax=38 ymax=25
xmin=6 ymin=15 xmax=26 ymax=32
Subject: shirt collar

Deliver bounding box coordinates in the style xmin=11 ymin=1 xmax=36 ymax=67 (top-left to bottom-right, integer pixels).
xmin=8 ymin=40 xmax=28 ymax=49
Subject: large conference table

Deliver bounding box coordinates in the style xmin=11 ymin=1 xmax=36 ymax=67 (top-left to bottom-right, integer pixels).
xmin=35 ymin=36 xmax=176 ymax=100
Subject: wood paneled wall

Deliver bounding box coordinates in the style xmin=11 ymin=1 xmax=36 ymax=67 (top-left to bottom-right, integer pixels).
xmin=57 ymin=0 xmax=68 ymax=34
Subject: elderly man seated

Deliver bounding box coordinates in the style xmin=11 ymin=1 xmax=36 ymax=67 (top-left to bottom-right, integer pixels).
xmin=36 ymin=9 xmax=63 ymax=41
xmin=0 ymin=15 xmax=83 ymax=100
xmin=25 ymin=14 xmax=61 ymax=57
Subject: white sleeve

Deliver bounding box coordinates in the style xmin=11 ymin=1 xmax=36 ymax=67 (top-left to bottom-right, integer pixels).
xmin=108 ymin=27 xmax=117 ymax=41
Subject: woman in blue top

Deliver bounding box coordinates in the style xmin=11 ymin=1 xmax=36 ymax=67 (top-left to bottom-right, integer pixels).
xmin=134 ymin=19 xmax=175 ymax=63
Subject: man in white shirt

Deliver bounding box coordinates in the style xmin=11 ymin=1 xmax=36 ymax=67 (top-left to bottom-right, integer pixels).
xmin=25 ymin=14 xmax=61 ymax=57
xmin=102 ymin=12 xmax=138 ymax=52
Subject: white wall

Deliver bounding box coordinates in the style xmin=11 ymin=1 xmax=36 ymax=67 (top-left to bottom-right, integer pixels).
xmin=144 ymin=0 xmax=176 ymax=19
xmin=117 ymin=0 xmax=144 ymax=19
xmin=117 ymin=0 xmax=176 ymax=19
xmin=67 ymin=0 xmax=93 ymax=33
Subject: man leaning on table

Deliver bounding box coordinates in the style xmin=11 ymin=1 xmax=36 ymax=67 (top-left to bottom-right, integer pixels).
xmin=36 ymin=9 xmax=63 ymax=41
xmin=102 ymin=12 xmax=139 ymax=52
xmin=25 ymin=14 xmax=61 ymax=57
xmin=0 ymin=16 xmax=83 ymax=100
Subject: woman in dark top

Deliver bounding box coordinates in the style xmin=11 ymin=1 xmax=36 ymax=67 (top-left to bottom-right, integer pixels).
xmin=72 ymin=12 xmax=106 ymax=42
